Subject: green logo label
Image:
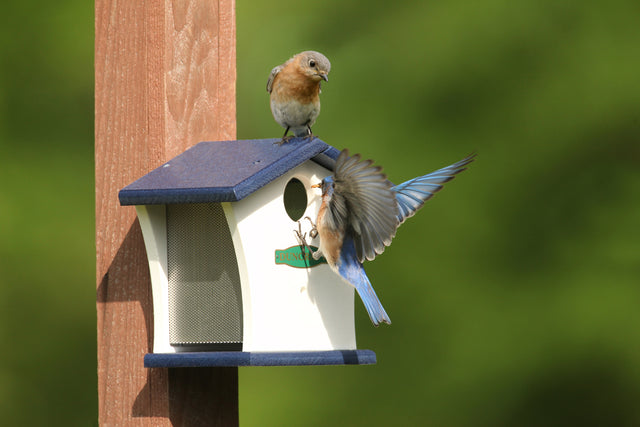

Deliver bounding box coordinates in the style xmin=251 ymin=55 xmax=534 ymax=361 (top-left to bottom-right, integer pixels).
xmin=275 ymin=245 xmax=327 ymax=268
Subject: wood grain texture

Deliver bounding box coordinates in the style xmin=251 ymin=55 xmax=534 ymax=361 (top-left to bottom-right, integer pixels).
xmin=95 ymin=0 xmax=237 ymax=424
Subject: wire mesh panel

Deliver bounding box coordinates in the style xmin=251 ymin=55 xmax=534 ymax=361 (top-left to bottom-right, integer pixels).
xmin=166 ymin=203 xmax=243 ymax=346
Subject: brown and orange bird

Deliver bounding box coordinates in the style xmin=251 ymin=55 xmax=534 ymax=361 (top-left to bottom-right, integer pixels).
xmin=267 ymin=51 xmax=331 ymax=144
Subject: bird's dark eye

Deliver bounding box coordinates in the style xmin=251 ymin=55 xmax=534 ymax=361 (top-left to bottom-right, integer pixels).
xmin=309 ymin=59 xmax=316 ymax=68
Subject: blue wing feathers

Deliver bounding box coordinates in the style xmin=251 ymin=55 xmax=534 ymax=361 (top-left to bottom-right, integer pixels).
xmin=393 ymin=154 xmax=475 ymax=224
xmin=320 ymin=153 xmax=475 ymax=326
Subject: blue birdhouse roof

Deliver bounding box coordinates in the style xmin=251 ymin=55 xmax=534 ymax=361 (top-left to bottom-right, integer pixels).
xmin=119 ymin=138 xmax=339 ymax=205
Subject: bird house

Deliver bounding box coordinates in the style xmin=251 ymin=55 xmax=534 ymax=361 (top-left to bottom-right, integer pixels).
xmin=119 ymin=138 xmax=375 ymax=367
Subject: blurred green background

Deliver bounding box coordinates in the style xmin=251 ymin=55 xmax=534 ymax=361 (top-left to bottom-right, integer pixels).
xmin=1 ymin=0 xmax=639 ymax=425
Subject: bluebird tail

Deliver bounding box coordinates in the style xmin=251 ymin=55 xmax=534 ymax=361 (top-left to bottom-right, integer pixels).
xmin=337 ymin=239 xmax=391 ymax=326
xmin=353 ymin=269 xmax=391 ymax=327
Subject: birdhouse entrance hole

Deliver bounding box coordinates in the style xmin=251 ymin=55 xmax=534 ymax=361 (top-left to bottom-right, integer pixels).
xmin=283 ymin=177 xmax=308 ymax=221
xmin=166 ymin=203 xmax=243 ymax=349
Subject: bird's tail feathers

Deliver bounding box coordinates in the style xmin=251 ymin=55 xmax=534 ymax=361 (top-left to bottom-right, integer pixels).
xmin=354 ymin=270 xmax=391 ymax=327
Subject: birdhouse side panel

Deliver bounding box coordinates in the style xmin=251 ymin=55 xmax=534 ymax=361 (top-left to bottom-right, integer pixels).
xmin=135 ymin=205 xmax=173 ymax=353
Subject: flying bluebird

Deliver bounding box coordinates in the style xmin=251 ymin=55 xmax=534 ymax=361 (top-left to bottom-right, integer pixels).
xmin=267 ymin=51 xmax=331 ymax=144
xmin=297 ymin=150 xmax=475 ymax=326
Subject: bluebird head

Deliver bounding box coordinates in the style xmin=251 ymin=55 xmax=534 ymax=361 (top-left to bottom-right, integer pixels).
xmin=297 ymin=51 xmax=331 ymax=82
xmin=312 ymin=175 xmax=335 ymax=199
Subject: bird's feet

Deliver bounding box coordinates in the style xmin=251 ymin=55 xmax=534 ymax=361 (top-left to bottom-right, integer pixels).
xmin=294 ymin=219 xmax=318 ymax=257
xmin=303 ymin=216 xmax=318 ymax=238
xmin=304 ymin=126 xmax=315 ymax=142
xmin=276 ymin=135 xmax=295 ymax=145
xmin=294 ymin=220 xmax=309 ymax=247
xmin=295 ymin=217 xmax=324 ymax=261
xmin=276 ymin=134 xmax=315 ymax=145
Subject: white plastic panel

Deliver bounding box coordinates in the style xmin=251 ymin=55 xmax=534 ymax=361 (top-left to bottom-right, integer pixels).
xmin=226 ymin=161 xmax=357 ymax=351
xmin=135 ymin=205 xmax=174 ymax=353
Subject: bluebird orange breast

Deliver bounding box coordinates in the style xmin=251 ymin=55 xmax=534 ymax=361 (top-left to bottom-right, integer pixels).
xmin=316 ymin=201 xmax=343 ymax=266
xmin=319 ymin=228 xmax=342 ymax=267
xmin=270 ymin=58 xmax=322 ymax=105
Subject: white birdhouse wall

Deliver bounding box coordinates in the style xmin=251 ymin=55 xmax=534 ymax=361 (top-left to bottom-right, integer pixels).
xmin=227 ymin=160 xmax=356 ymax=352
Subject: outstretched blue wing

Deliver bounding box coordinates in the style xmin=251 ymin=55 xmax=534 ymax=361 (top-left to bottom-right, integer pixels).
xmin=393 ymin=154 xmax=475 ymax=225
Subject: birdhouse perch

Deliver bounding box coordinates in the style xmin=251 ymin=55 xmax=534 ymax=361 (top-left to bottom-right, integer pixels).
xmin=119 ymin=138 xmax=377 ymax=367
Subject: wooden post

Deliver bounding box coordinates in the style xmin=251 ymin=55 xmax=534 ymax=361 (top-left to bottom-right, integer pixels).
xmin=95 ymin=1 xmax=237 ymax=425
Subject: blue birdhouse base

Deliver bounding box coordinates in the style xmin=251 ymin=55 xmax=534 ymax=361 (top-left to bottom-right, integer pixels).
xmin=144 ymin=350 xmax=377 ymax=368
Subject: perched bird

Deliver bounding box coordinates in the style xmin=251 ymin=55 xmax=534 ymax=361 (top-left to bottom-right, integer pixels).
xmin=298 ymin=150 xmax=475 ymax=326
xmin=267 ymin=51 xmax=331 ymax=144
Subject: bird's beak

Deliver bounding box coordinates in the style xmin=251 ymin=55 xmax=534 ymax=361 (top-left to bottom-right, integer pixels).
xmin=319 ymin=72 xmax=328 ymax=82
xmin=311 ymin=183 xmax=321 ymax=189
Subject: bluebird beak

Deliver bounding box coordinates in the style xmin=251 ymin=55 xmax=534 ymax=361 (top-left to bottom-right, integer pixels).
xmin=319 ymin=72 xmax=328 ymax=82
xmin=311 ymin=183 xmax=321 ymax=189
